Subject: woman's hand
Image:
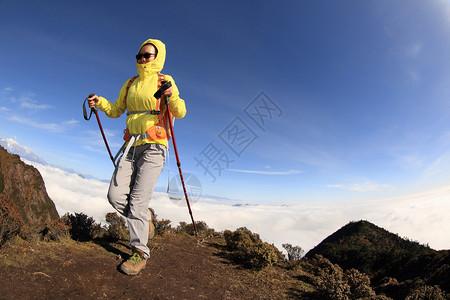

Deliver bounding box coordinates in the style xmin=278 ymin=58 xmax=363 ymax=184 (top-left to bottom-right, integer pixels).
xmin=163 ymin=86 xmax=173 ymax=98
xmin=87 ymin=94 xmax=99 ymax=108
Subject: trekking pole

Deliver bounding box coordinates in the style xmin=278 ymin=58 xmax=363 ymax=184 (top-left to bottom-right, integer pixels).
xmin=155 ymin=82 xmax=198 ymax=235
xmin=83 ymin=94 xmax=116 ymax=168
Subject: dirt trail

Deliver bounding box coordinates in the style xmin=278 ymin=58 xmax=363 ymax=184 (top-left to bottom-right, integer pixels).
xmin=0 ymin=234 xmax=297 ymax=299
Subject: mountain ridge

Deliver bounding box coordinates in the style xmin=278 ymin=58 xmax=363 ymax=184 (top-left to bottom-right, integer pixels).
xmin=306 ymin=219 xmax=450 ymax=297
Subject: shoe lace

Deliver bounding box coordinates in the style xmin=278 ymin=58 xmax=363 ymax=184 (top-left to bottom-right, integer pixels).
xmin=128 ymin=252 xmax=143 ymax=266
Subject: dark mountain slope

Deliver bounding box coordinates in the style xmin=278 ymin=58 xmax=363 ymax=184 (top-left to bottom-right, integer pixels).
xmin=0 ymin=146 xmax=59 ymax=243
xmin=306 ymin=220 xmax=449 ymax=295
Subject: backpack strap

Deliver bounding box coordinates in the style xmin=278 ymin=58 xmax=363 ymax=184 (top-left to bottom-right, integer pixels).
xmin=124 ymin=76 xmax=138 ymax=108
xmin=156 ymin=74 xmax=165 ymax=123
xmin=124 ymin=74 xmax=165 ymax=115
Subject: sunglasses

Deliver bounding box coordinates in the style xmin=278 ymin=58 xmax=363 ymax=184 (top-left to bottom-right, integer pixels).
xmin=136 ymin=52 xmax=156 ymax=60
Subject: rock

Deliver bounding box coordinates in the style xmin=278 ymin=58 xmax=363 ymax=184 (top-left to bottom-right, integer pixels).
xmin=0 ymin=146 xmax=59 ymax=233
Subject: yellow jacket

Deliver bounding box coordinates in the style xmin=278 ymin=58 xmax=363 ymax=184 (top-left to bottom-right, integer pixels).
xmin=96 ymin=39 xmax=186 ymax=148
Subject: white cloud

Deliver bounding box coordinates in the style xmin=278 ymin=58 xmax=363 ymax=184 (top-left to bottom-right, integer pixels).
xmin=407 ymin=68 xmax=421 ymax=82
xmin=155 ymin=187 xmax=450 ymax=252
xmin=2 ymin=90 xmax=52 ymax=112
xmin=326 ymin=182 xmax=394 ymax=192
xmin=22 ymin=159 xmax=112 ymax=222
xmin=405 ymin=42 xmax=423 ymax=59
xmin=422 ymin=149 xmax=450 ymax=181
xmin=11 ymin=92 xmax=53 ymax=110
xmin=82 ymin=144 xmax=110 ymax=155
xmin=441 ymin=0 xmax=450 ymax=25
xmin=227 ymin=168 xmax=302 ymax=175
xmin=24 ymin=158 xmax=450 ymax=253
xmin=20 ymin=100 xmax=52 ymax=110
xmin=397 ymin=42 xmax=424 ymax=83
xmin=9 ymin=116 xmax=79 ymax=133
xmin=78 ymin=129 xmax=123 ymax=154
xmin=64 ymin=119 xmax=79 ymax=126
xmin=0 ymin=138 xmax=48 ymax=164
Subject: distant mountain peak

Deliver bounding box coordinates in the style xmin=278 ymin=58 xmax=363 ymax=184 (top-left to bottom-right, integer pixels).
xmin=306 ymin=220 xmax=429 ymax=260
xmin=303 ymin=219 xmax=450 ymax=297
xmin=0 ymin=137 xmax=48 ymax=165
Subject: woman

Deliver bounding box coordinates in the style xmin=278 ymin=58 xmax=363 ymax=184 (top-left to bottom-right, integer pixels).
xmin=88 ymin=38 xmax=186 ymax=275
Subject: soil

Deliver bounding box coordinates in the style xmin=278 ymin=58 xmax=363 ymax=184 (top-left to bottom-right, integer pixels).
xmin=0 ymin=234 xmax=300 ymax=299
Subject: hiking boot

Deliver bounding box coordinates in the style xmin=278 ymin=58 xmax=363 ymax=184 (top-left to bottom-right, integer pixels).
xmin=149 ymin=208 xmax=156 ymax=239
xmin=120 ymin=248 xmax=147 ymax=275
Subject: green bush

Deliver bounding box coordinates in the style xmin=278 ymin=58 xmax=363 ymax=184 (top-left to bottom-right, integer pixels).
xmin=176 ymin=221 xmax=195 ymax=235
xmin=345 ymin=268 xmax=376 ymax=299
xmin=155 ymin=219 xmax=172 ymax=235
xmin=105 ymin=212 xmax=128 ymax=241
xmin=405 ymin=284 xmax=446 ymax=300
xmin=176 ymin=220 xmax=214 ymax=236
xmin=192 ymin=220 xmax=210 ymax=235
xmin=224 ymin=227 xmax=282 ymax=269
xmin=298 ymin=255 xmax=378 ymax=299
xmin=65 ymin=212 xmax=96 ymax=241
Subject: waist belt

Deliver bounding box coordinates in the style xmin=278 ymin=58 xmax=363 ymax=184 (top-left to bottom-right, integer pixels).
xmin=113 ymin=132 xmax=152 ymax=166
xmin=126 ymin=110 xmax=160 ymax=116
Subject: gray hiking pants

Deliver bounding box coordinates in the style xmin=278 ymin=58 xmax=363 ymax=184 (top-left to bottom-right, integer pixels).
xmin=108 ymin=143 xmax=166 ymax=259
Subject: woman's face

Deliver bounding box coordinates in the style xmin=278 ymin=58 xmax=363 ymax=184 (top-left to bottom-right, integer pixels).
xmin=136 ymin=44 xmax=156 ymax=64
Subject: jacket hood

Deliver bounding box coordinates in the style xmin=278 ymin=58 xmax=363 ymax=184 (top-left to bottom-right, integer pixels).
xmin=136 ymin=38 xmax=166 ymax=77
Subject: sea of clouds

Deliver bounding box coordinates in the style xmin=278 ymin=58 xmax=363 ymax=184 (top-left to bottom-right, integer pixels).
xmin=3 ymin=135 xmax=448 ymax=252
xmin=21 ymin=158 xmax=450 ymax=253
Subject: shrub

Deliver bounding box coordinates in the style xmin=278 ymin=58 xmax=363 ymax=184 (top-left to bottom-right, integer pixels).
xmin=224 ymin=227 xmax=283 ymax=269
xmin=298 ymin=255 xmax=378 ymax=299
xmin=65 ymin=212 xmax=96 ymax=241
xmin=224 ymin=227 xmax=260 ymax=249
xmin=41 ymin=217 xmax=70 ymax=241
xmin=193 ymin=220 xmax=209 ymax=234
xmin=345 ymin=268 xmax=376 ymax=298
xmin=0 ymin=194 xmax=23 ymax=246
xmin=176 ymin=220 xmax=214 ymax=236
xmin=176 ymin=221 xmax=195 ymax=235
xmin=405 ymin=284 xmax=446 ymax=300
xmin=316 ymin=264 xmax=351 ymax=299
xmin=90 ymin=223 xmax=106 ymax=240
xmin=155 ymin=219 xmax=172 ymax=235
xmin=105 ymin=212 xmax=128 ymax=241
xmin=18 ymin=224 xmax=40 ymax=241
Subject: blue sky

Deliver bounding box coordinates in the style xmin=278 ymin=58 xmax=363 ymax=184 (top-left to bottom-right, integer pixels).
xmin=1 ymin=0 xmax=450 ymax=204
